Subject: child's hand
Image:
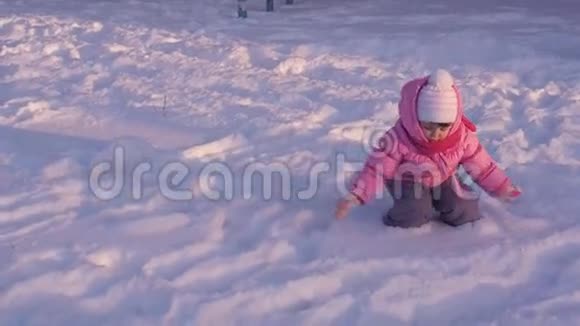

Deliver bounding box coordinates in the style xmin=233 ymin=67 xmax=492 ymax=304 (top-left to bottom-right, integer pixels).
xmin=335 ymin=194 xmax=359 ymax=220
xmin=498 ymin=185 xmax=522 ymax=203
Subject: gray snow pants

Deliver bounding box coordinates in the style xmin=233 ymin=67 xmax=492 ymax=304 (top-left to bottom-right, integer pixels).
xmin=383 ymin=177 xmax=481 ymax=228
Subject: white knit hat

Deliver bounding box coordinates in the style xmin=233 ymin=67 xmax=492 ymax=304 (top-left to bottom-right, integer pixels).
xmin=417 ymin=69 xmax=458 ymax=123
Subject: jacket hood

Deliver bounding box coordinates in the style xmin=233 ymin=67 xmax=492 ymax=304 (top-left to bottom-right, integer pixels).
xmin=398 ymin=76 xmax=475 ymax=151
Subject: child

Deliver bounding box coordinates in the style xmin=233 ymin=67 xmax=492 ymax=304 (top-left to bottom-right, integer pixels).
xmin=335 ymin=69 xmax=521 ymax=227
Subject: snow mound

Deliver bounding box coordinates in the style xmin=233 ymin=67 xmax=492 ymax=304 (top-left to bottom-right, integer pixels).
xmin=182 ymin=133 xmax=250 ymax=162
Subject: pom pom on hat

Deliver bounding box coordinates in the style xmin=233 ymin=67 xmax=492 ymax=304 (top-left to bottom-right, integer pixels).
xmin=417 ymin=69 xmax=458 ymax=123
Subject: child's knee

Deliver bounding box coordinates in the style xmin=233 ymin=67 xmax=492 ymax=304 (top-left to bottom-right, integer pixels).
xmin=384 ymin=180 xmax=433 ymax=228
xmin=439 ymin=200 xmax=481 ymax=227
xmin=383 ymin=206 xmax=432 ymax=228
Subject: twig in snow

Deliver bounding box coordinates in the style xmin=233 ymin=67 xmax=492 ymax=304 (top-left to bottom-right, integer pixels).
xmin=162 ymin=95 xmax=167 ymax=117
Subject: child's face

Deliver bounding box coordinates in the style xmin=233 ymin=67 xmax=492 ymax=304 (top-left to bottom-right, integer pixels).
xmin=420 ymin=121 xmax=452 ymax=141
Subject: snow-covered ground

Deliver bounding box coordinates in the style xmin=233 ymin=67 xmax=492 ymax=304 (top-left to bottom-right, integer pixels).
xmin=1 ymin=0 xmax=580 ymax=324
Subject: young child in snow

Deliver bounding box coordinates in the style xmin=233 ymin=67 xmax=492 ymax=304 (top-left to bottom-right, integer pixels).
xmin=335 ymin=69 xmax=521 ymax=227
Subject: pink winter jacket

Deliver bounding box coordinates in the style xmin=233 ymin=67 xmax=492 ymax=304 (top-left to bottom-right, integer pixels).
xmin=350 ymin=77 xmax=514 ymax=204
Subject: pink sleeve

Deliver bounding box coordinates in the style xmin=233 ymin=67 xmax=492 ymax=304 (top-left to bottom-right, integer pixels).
xmin=461 ymin=132 xmax=513 ymax=196
xmin=349 ymin=129 xmax=401 ymax=204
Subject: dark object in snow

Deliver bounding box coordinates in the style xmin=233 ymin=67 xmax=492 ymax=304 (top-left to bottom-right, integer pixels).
xmin=265 ymin=0 xmax=294 ymax=13
xmin=266 ymin=0 xmax=274 ymax=12
xmin=238 ymin=0 xmax=248 ymax=18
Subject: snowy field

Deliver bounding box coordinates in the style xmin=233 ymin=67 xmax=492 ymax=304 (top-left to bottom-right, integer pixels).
xmin=1 ymin=0 xmax=580 ymax=324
